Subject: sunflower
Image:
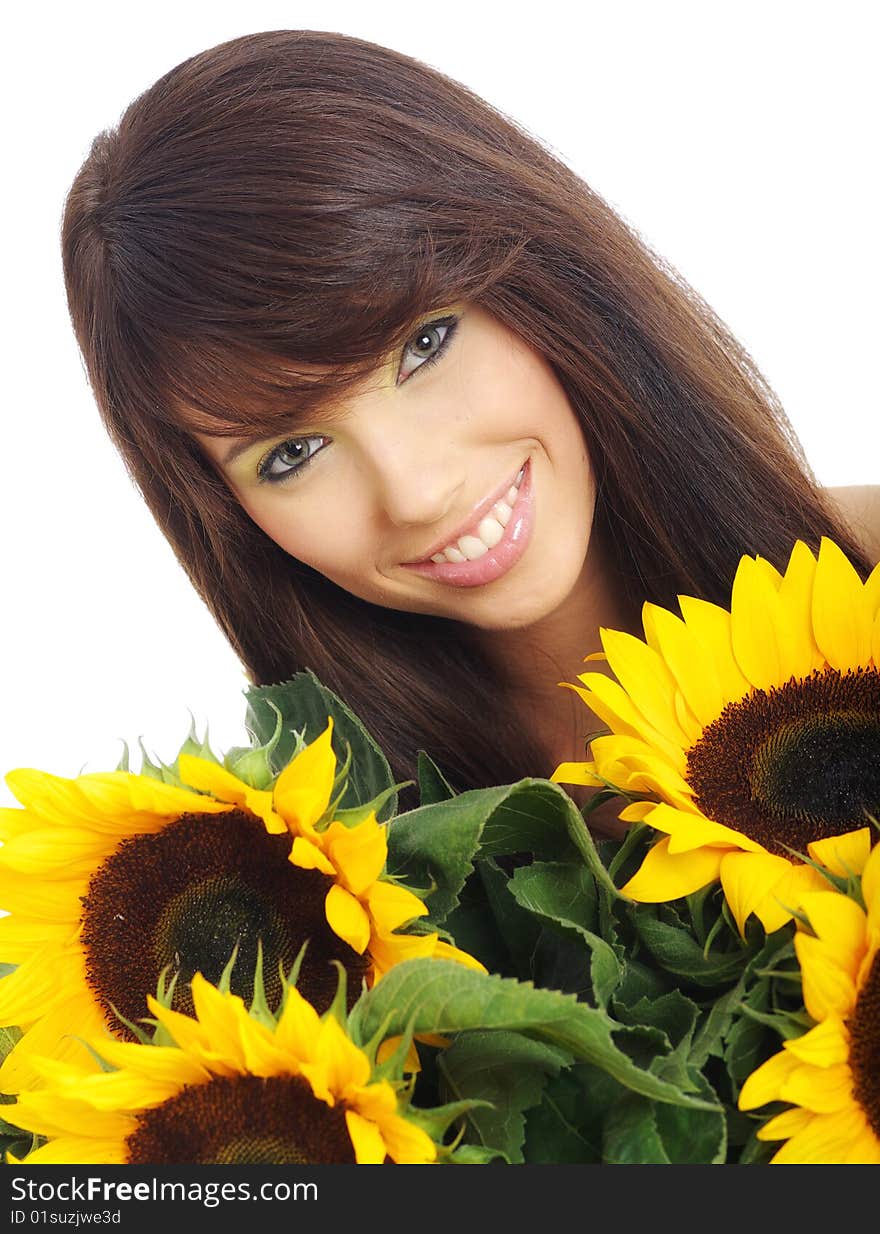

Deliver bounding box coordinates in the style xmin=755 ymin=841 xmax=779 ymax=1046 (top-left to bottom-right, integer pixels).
xmin=177 ymin=718 xmax=485 ymax=981
xmin=552 ymin=538 xmax=880 ymax=933
xmin=4 ymin=971 xmax=437 ymax=1165
xmin=737 ymin=843 xmax=880 ymax=1163
xmin=0 ymin=723 xmax=472 ymax=1095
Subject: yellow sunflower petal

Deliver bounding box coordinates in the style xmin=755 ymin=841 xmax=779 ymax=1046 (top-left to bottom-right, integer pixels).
xmin=13 ymin=1137 xmax=127 ymax=1165
xmin=738 ymin=1047 xmax=799 ymax=1110
xmin=781 ymin=1063 xmax=853 ymax=1114
xmin=0 ymin=872 xmax=89 ymax=920
xmin=566 ymin=674 xmax=686 ymax=770
xmin=783 ymin=1016 xmax=849 ymax=1067
xmin=730 ymin=557 xmax=785 ymax=690
xmin=372 ymin=1110 xmax=438 ymax=1164
xmin=289 ymin=834 xmax=336 ymax=875
xmin=325 ymin=884 xmax=371 ymax=954
xmin=599 ymin=627 xmax=692 ymax=749
xmin=677 ymin=595 xmax=751 ymax=703
xmin=177 ymin=756 xmax=284 ymax=835
xmin=619 ymin=801 xmax=656 ymax=823
xmin=645 ymin=801 xmax=763 ymax=855
xmin=549 ymin=761 xmax=604 ymax=788
xmin=4 ymin=1088 xmax=134 ymax=1140
xmin=365 ymin=879 xmax=429 ymax=934
xmin=750 ymin=860 xmax=829 ymax=935
xmin=812 ymin=537 xmax=873 ymax=670
xmin=274 ymin=986 xmax=322 ymax=1063
xmin=0 ymin=945 xmax=83 ymax=1027
xmin=757 ymin=1105 xmax=815 ymax=1141
xmin=640 ymin=603 xmax=725 ymax=728
xmin=273 ymin=719 xmax=336 ymax=837
xmin=344 ymin=1108 xmax=387 ymax=1163
xmin=313 ymin=1015 xmax=372 ymax=1096
xmin=0 ymin=989 xmax=110 ymax=1094
xmin=769 ymin=1106 xmax=867 ymax=1164
xmin=719 ymin=850 xmax=795 ymax=936
xmin=776 ymin=540 xmax=824 ymax=678
xmin=799 ymin=890 xmax=867 ymax=982
xmin=795 ymin=933 xmax=858 ymax=1021
xmin=0 ymin=828 xmax=115 ymax=878
xmin=621 ymin=836 xmax=724 ymax=902
xmin=432 ymin=939 xmax=487 ymax=973
xmin=324 ymin=815 xmax=387 ymax=895
xmin=807 ymin=828 xmax=872 ymax=879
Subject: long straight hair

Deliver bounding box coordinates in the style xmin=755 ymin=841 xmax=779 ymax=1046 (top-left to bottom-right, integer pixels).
xmin=60 ymin=29 xmax=871 ymax=801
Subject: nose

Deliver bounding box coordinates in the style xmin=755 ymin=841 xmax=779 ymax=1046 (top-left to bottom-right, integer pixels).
xmin=351 ymin=402 xmax=465 ymax=531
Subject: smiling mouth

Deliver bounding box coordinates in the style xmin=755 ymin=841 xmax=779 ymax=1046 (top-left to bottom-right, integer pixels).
xmin=403 ymin=462 xmax=528 ymax=566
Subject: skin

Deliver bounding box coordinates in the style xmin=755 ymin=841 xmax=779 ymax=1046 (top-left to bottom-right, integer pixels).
xmin=197 ymin=302 xmax=627 ymax=743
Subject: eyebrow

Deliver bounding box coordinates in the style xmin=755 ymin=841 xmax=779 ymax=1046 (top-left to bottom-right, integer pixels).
xmin=220 ymin=436 xmax=273 ymax=468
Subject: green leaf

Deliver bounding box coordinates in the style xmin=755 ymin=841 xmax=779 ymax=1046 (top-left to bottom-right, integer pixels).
xmin=438 ymin=1030 xmax=572 ymax=1163
xmin=350 ymin=960 xmax=719 ymax=1111
xmin=417 ymin=751 xmax=458 ymax=805
xmin=508 ymin=862 xmax=621 ymax=1007
xmin=521 ymin=1066 xmax=605 ymax=1163
xmin=629 ymin=903 xmax=753 ymax=987
xmin=245 ymin=670 xmax=396 ymax=820
xmin=386 ymin=778 xmax=599 ymax=925
xmin=603 ymin=1070 xmax=726 ymax=1164
xmin=475 ymin=859 xmax=545 ymax=978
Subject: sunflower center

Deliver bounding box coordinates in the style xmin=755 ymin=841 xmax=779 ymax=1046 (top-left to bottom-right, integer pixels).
xmin=686 ymin=668 xmax=880 ymax=856
xmin=125 ymin=1074 xmax=356 ymax=1164
xmin=848 ymin=949 xmax=880 ymax=1140
xmin=79 ymin=810 xmax=369 ymax=1033
xmin=155 ymin=874 xmax=289 ymax=1000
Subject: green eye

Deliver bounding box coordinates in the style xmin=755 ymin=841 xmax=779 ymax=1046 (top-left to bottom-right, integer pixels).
xmin=257 ymin=435 xmax=327 ymax=484
xmin=398 ymin=316 xmax=459 ymax=381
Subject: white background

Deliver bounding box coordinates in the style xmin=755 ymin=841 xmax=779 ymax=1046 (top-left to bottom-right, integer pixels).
xmin=1 ymin=1 xmax=877 ymax=806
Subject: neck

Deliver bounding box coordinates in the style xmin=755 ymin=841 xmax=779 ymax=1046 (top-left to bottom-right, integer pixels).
xmin=475 ymin=537 xmax=634 ymax=770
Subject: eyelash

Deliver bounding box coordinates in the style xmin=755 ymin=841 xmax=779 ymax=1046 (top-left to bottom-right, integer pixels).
xmin=256 ymin=314 xmax=460 ymax=485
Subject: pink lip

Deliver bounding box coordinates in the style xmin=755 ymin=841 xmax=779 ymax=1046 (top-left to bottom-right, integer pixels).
xmin=400 ymin=458 xmax=534 ymax=588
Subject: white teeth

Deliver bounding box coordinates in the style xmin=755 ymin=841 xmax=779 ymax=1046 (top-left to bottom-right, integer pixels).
xmin=492 ymin=500 xmax=512 ymax=527
xmin=457 ymin=534 xmax=489 ymax=560
xmin=426 ymin=463 xmax=527 ymax=564
xmin=477 ymin=516 xmax=505 ymax=547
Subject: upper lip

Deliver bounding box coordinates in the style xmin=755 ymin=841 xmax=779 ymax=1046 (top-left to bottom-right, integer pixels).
xmin=401 ymin=460 xmax=527 ymax=564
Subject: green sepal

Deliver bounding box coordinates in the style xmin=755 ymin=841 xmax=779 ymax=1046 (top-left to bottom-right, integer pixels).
xmin=333 ymin=781 xmax=412 ymax=830
xmin=223 ymin=701 xmax=291 ymax=791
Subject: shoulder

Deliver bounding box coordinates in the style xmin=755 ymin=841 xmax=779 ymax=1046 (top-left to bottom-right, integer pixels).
xmin=825 ymin=484 xmax=880 ymax=565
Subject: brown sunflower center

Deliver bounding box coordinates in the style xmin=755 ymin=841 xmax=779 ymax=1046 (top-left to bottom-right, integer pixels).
xmin=848 ymin=948 xmax=880 ymax=1140
xmin=125 ymin=1074 xmax=356 ymax=1164
xmin=79 ymin=810 xmax=369 ymax=1034
xmin=686 ymin=668 xmax=880 ymax=856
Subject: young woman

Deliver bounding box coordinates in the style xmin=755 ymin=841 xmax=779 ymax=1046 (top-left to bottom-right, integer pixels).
xmin=60 ymin=29 xmax=877 ymax=828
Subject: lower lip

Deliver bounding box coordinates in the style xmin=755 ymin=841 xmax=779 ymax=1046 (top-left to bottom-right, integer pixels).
xmin=400 ymin=459 xmax=535 ymax=588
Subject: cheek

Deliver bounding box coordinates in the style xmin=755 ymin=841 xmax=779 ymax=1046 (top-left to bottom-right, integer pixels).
xmin=246 ymin=496 xmax=376 ymax=581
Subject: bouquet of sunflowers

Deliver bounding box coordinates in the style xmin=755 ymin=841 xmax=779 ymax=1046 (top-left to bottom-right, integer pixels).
xmin=1 ymin=537 xmax=877 ymax=1166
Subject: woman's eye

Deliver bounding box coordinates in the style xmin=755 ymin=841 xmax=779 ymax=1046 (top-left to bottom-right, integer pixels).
xmin=257 ymin=435 xmax=327 ymax=483
xmin=398 ymin=315 xmax=459 ymax=382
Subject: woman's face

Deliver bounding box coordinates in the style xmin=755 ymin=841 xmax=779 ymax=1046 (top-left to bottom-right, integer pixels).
xmin=196 ymin=304 xmax=597 ymax=631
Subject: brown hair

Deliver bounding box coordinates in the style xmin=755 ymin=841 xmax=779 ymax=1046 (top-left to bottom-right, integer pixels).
xmin=60 ymin=29 xmax=871 ymax=802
